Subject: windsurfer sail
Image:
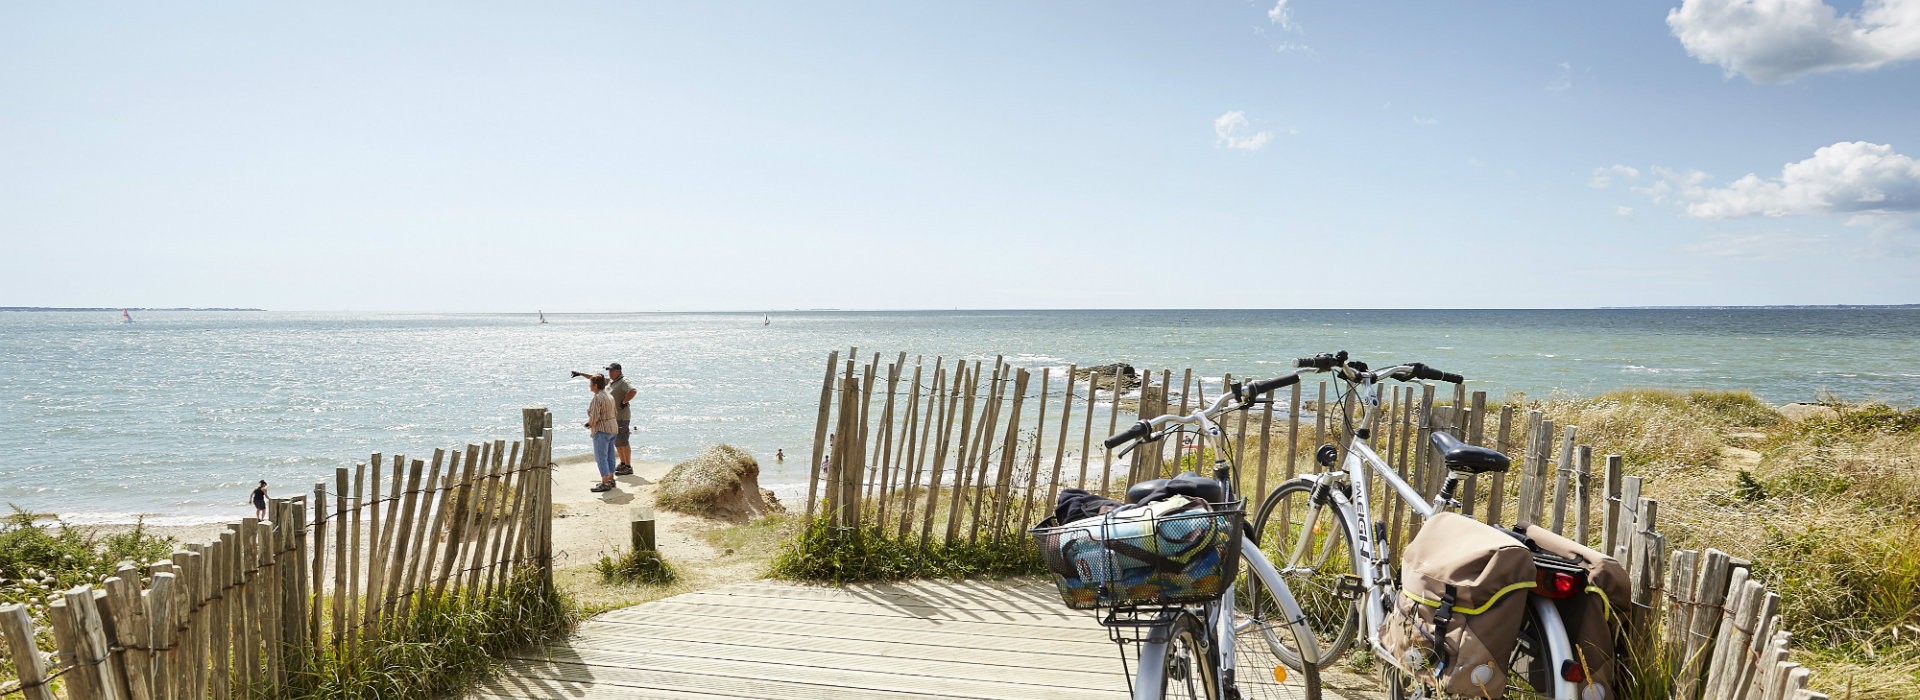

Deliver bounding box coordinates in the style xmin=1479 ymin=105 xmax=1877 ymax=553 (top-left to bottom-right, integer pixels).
xmin=122 ymin=309 xmax=133 ymax=323
xmin=539 ymin=310 xmax=548 ymax=324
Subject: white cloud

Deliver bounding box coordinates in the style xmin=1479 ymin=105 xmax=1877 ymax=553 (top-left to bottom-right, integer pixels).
xmin=1667 ymin=0 xmax=1920 ymax=83
xmin=1616 ymin=205 xmax=1635 ymax=217
xmin=1546 ymin=62 xmax=1573 ymax=93
xmin=1685 ymin=141 xmax=1920 ymax=218
xmin=1682 ymin=231 xmax=1830 ymax=260
xmin=1267 ymin=0 xmax=1299 ymax=31
xmin=1214 ymin=111 xmax=1275 ymax=151
xmin=1412 ymin=115 xmax=1438 ymax=126
xmin=1590 ymin=165 xmax=1641 ymax=188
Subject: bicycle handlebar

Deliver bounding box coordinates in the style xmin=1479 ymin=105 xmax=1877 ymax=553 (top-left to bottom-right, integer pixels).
xmin=1244 ymin=373 xmax=1301 ymax=397
xmin=1294 ymin=351 xmax=1347 ymax=370
xmin=1403 ymin=362 xmax=1465 ymax=384
xmin=1104 ymin=420 xmax=1153 ymax=449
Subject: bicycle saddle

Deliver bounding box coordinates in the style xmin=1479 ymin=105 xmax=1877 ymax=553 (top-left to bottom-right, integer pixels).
xmin=1125 ymin=472 xmax=1224 ymax=505
xmin=1429 ymin=430 xmax=1511 ymax=474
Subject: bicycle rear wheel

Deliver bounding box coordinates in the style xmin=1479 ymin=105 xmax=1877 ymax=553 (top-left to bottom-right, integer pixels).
xmin=1253 ymin=478 xmax=1361 ymax=663
xmin=1134 ymin=611 xmax=1221 ymax=700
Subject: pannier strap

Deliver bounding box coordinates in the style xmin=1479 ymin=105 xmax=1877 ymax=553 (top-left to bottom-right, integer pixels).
xmin=1405 ymin=581 xmax=1537 ymax=615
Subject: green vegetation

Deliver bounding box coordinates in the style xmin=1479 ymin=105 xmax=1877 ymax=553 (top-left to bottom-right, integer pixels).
xmin=769 ymin=515 xmax=1045 ymax=584
xmin=1 ymin=507 xmax=177 ymax=686
xmin=1525 ymin=391 xmax=1920 ymax=698
xmin=595 ymin=547 xmax=679 ymax=586
xmin=293 ymin=567 xmax=575 ymax=699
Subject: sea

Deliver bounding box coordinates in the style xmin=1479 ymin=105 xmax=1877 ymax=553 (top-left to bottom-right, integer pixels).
xmin=2 ymin=308 xmax=1916 ymax=525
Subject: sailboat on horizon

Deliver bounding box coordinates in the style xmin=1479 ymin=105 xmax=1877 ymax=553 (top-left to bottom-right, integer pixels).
xmin=764 ymin=313 xmax=770 ymax=326
xmin=538 ymin=310 xmax=548 ymax=324
xmin=122 ymin=309 xmax=133 ymax=323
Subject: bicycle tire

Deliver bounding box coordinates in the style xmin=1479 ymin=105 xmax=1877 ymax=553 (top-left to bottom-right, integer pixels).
xmin=1233 ymin=563 xmax=1325 ymax=700
xmin=1253 ymin=478 xmax=1362 ymax=663
xmin=1138 ymin=611 xmax=1221 ymax=700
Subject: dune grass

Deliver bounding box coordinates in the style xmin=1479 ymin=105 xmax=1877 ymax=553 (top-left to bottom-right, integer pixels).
xmin=292 ymin=567 xmax=575 ymax=699
xmin=769 ymin=514 xmax=1045 ymax=584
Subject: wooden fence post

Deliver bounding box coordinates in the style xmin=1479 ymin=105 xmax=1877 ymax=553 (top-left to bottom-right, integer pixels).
xmin=1 ymin=603 xmax=57 ymax=700
xmin=806 ymin=351 xmax=839 ymax=522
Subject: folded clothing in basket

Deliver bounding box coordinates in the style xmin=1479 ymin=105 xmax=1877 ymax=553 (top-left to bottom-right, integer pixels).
xmin=1056 ymin=496 xmax=1215 ymax=579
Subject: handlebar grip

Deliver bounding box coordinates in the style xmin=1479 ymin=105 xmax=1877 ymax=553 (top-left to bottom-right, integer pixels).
xmin=1406 ymin=363 xmax=1466 ymax=384
xmin=1245 ymin=374 xmax=1300 ymax=398
xmin=1104 ymin=420 xmax=1152 ymax=449
xmin=1294 ymin=351 xmax=1347 ymax=370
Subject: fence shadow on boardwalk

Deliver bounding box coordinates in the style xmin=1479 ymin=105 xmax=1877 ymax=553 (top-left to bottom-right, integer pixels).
xmin=0 ymin=408 xmax=557 ymax=700
xmin=802 ymin=349 xmax=1828 ymax=700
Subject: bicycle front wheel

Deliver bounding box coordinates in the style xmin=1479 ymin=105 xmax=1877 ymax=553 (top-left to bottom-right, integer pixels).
xmin=1134 ymin=611 xmax=1221 ymax=700
xmin=1235 ymin=548 xmax=1325 ymax=700
xmin=1254 ymin=478 xmax=1361 ymax=663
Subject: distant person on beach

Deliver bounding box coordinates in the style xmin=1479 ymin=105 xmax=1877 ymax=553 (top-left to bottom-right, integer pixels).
xmin=586 ymin=375 xmax=619 ymax=493
xmin=249 ymin=480 xmax=268 ymax=519
xmin=606 ymin=362 xmax=637 ymax=476
xmin=775 ymin=448 xmax=784 ymax=463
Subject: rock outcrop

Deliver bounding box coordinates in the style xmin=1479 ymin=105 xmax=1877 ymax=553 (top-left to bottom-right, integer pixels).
xmin=1778 ymin=402 xmax=1839 ymax=422
xmin=656 ymin=445 xmax=785 ymax=521
xmin=1073 ymin=363 xmax=1141 ymax=391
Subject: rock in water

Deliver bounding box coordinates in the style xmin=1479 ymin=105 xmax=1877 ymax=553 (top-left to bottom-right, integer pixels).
xmin=657 ymin=445 xmax=786 ymax=521
xmin=1073 ymin=363 xmax=1141 ymax=391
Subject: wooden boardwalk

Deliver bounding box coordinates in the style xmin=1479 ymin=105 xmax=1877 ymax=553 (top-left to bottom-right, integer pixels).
xmin=475 ymin=578 xmax=1373 ymax=699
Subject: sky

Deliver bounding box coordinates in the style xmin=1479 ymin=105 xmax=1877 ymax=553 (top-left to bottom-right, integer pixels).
xmin=2 ymin=0 xmax=1918 ymax=311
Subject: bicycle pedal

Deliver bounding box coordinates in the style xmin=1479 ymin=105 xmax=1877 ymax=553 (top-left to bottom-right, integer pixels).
xmin=1335 ymin=573 xmax=1365 ymax=599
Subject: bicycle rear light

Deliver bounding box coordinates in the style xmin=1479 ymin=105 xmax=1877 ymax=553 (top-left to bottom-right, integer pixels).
xmin=1535 ymin=566 xmax=1586 ymax=599
xmin=1560 ymin=659 xmax=1586 ymax=683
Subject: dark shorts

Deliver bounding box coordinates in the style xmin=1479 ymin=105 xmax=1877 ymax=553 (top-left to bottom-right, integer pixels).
xmin=616 ymin=420 xmax=631 ymax=447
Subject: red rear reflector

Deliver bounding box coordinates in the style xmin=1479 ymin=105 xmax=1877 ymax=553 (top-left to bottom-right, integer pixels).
xmin=1561 ymin=659 xmax=1585 ymax=682
xmin=1537 ymin=570 xmax=1582 ymax=599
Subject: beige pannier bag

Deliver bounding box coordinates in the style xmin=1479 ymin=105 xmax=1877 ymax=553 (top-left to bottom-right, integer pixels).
xmin=1382 ymin=512 xmax=1536 ymax=697
xmin=1517 ymin=523 xmax=1630 ymax=698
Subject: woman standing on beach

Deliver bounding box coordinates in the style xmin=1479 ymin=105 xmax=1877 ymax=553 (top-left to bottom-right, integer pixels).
xmin=586 ymin=375 xmax=619 ymax=493
xmin=249 ymin=480 xmax=268 ymax=519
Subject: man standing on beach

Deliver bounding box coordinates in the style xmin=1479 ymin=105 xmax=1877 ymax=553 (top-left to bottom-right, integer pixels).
xmin=586 ymin=375 xmax=619 ymax=493
xmin=606 ymin=362 xmax=637 ymax=476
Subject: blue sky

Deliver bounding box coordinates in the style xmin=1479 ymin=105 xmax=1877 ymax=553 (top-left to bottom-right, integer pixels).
xmin=2 ymin=1 xmax=1917 ymax=310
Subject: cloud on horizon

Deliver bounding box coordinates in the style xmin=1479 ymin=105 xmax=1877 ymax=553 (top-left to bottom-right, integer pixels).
xmin=1682 ymin=231 xmax=1829 ymax=260
xmin=1214 ymin=111 xmax=1276 ymax=151
xmin=1668 ymin=0 xmax=1920 ymax=83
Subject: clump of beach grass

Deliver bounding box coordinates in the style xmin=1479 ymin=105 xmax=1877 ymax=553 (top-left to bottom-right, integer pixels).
xmin=770 ymin=515 xmax=1045 ymax=584
xmin=292 ymin=567 xmax=575 ymax=699
xmin=595 ymin=547 xmax=678 ymax=586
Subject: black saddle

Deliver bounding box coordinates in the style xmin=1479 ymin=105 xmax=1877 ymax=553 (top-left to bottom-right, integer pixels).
xmin=1125 ymin=472 xmax=1225 ymax=505
xmin=1429 ymin=430 xmax=1511 ymax=474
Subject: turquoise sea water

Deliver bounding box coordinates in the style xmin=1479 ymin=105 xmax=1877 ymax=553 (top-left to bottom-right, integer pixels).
xmin=2 ymin=309 xmax=1916 ymax=524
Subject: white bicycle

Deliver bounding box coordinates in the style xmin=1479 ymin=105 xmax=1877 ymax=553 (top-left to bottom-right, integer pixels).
xmin=1252 ymin=352 xmax=1587 ymax=699
xmin=1034 ymin=373 xmax=1326 ymax=700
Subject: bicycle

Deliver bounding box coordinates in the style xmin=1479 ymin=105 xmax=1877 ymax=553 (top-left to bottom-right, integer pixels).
xmin=1032 ymin=373 xmax=1325 ymax=700
xmin=1251 ymin=352 xmax=1587 ymax=699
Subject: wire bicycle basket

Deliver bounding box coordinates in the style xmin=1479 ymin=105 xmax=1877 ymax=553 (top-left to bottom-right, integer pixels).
xmin=1031 ymin=500 xmax=1244 ymax=611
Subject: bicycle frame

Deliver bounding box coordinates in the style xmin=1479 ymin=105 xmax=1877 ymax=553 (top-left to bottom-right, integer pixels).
xmin=1125 ymin=393 xmax=1323 ymax=697
xmin=1280 ymin=368 xmax=1579 ymax=699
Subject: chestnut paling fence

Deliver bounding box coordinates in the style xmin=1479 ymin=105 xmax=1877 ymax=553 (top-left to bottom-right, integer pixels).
xmin=802 ymin=349 xmax=1828 ymax=700
xmin=0 ymin=408 xmax=556 ymax=700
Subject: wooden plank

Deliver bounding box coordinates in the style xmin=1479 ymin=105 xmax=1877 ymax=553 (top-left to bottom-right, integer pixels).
xmin=919 ymin=364 xmax=960 ymax=549
xmin=1574 ymin=445 xmax=1593 ymax=545
xmin=1078 ymin=365 xmax=1097 ymax=492
xmin=989 ymin=368 xmax=1031 ymax=540
xmin=965 ymin=361 xmax=1008 ymax=543
xmin=1615 ymin=476 xmax=1644 ymax=564
xmin=1461 ymin=391 xmax=1486 ymax=517
xmin=1603 ymin=454 xmax=1624 ymax=556
xmin=364 ymin=455 xmax=390 ymax=635
xmin=65 ymin=585 xmax=128 ymax=700
xmin=212 ymin=531 xmax=233 ymax=699
xmin=943 ymin=362 xmax=983 ymax=542
xmin=806 ymin=351 xmax=839 ymax=521
xmin=0 ymin=603 xmax=57 ymax=700
xmin=1676 ymin=549 xmax=1734 ymax=698
xmin=1018 ymin=367 xmax=1053 ymax=534
xmin=1046 ymin=365 xmax=1075 ymax=512
xmin=48 ymin=597 xmax=101 ymax=700
xmin=346 ymin=463 xmax=365 ymax=654
xmin=1705 ymin=576 xmax=1763 ymax=700
xmin=1550 ymin=425 xmax=1578 ymax=534
xmin=1100 ymin=365 xmax=1121 ymax=497
xmin=1488 ymin=404 xmax=1513 ymax=525
xmin=103 ymin=568 xmax=151 ymax=700
xmin=399 ymin=450 xmax=445 ymax=616
xmin=383 ymin=458 xmax=426 ymax=619
xmin=484 ymin=443 xmax=525 ymax=598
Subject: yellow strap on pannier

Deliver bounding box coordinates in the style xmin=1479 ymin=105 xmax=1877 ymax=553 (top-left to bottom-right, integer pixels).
xmin=1405 ymin=581 xmax=1536 ymax=616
